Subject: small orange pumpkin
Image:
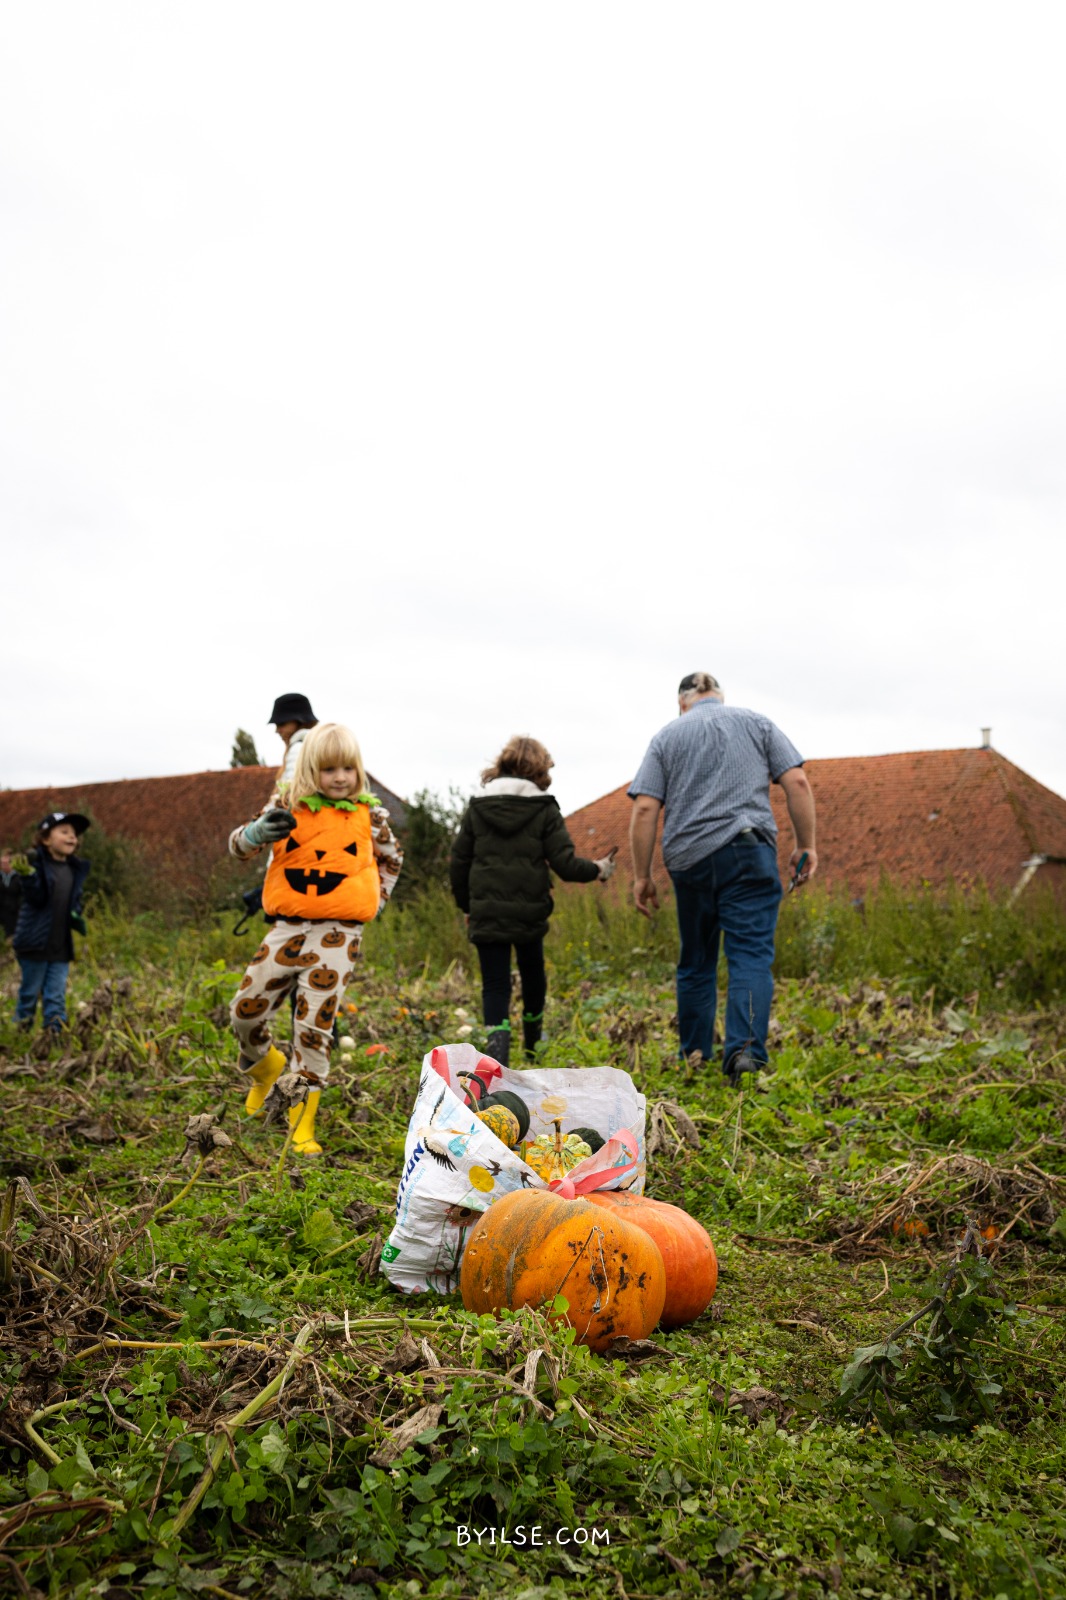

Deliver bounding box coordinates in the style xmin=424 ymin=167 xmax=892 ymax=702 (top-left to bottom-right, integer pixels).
xmin=587 ymin=1192 xmax=718 ymax=1330
xmin=307 ymin=968 xmax=339 ymax=992
xmin=234 ymin=995 xmax=270 ymax=1020
xmin=459 ymin=1188 xmax=665 ymax=1353
xmin=276 ymin=935 xmax=318 ymax=968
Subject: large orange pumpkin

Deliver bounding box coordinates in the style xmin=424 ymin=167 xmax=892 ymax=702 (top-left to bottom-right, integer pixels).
xmin=587 ymin=1192 xmax=717 ymax=1330
xmin=459 ymin=1188 xmax=666 ymax=1354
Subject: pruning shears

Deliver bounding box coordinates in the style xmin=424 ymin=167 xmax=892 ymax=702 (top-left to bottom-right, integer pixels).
xmin=788 ymin=852 xmax=809 ymax=893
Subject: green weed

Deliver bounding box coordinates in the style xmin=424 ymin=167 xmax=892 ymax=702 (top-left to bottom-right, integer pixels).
xmin=0 ymin=900 xmax=1064 ymax=1599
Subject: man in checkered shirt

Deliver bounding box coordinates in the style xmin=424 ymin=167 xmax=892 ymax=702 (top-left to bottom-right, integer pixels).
xmin=629 ymin=672 xmax=817 ymax=1087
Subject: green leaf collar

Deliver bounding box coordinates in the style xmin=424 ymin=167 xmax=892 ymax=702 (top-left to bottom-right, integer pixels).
xmin=303 ymin=792 xmax=379 ymax=813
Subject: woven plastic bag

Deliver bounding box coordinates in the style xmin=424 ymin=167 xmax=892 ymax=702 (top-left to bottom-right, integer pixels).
xmin=381 ymin=1043 xmax=646 ymax=1294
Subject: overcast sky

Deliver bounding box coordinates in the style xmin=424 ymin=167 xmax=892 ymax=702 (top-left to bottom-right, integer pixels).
xmin=2 ymin=3 xmax=1064 ymax=819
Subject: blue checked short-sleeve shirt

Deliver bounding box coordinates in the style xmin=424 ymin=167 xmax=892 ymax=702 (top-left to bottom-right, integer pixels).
xmin=628 ymin=700 xmax=803 ymax=872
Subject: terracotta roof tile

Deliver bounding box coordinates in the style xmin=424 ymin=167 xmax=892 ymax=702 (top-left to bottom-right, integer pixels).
xmin=565 ymin=748 xmax=1066 ymax=899
xmin=0 ymin=767 xmax=405 ymax=896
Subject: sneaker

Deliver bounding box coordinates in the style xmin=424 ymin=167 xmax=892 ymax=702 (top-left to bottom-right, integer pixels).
xmin=724 ymin=1050 xmax=763 ymax=1089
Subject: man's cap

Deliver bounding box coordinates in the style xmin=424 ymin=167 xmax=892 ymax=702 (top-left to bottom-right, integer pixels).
xmin=39 ymin=811 xmax=91 ymax=835
xmin=269 ymin=693 xmax=317 ymax=726
xmin=678 ymin=671 xmax=720 ymax=694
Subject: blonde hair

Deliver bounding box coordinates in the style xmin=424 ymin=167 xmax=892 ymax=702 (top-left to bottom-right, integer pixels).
xmin=290 ymin=723 xmax=368 ymax=806
xmin=481 ymin=735 xmax=553 ymax=791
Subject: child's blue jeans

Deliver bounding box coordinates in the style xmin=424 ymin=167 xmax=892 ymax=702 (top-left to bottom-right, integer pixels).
xmin=16 ymin=959 xmax=71 ymax=1029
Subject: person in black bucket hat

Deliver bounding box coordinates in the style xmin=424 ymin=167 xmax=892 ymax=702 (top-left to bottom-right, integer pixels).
xmin=268 ymin=693 xmax=319 ymax=798
xmin=12 ymin=811 xmax=93 ymax=1032
xmin=229 ymin=695 xmax=321 ymax=902
xmin=269 ymin=692 xmax=317 ymax=730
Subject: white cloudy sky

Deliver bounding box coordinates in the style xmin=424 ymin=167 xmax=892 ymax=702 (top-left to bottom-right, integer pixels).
xmin=2 ymin=3 xmax=1064 ymax=817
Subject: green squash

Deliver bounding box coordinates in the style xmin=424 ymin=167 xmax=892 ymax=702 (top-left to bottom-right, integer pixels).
xmin=524 ymin=1132 xmax=593 ymax=1183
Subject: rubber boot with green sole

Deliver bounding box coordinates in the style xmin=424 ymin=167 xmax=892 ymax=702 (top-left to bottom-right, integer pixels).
xmin=522 ymin=1011 xmax=543 ymax=1061
xmin=485 ymin=1026 xmax=511 ymax=1067
xmin=288 ymin=1089 xmax=322 ymax=1156
xmin=243 ymin=1045 xmax=286 ymax=1117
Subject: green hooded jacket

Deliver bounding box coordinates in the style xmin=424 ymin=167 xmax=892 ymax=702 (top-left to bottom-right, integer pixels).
xmin=449 ymin=779 xmax=600 ymax=944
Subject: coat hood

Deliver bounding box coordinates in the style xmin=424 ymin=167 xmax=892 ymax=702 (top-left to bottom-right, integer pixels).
xmin=470 ymin=788 xmax=558 ymax=837
xmin=479 ymin=778 xmax=545 ymax=798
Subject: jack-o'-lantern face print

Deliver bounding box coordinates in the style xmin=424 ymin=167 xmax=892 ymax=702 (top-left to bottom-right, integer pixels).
xmin=235 ymin=995 xmax=271 ymax=1020
xmin=294 ymin=993 xmax=309 ymax=1020
xmin=321 ymin=929 xmax=346 ymax=948
xmin=265 ymin=975 xmax=291 ymax=992
xmin=238 ymin=974 xmax=254 ymax=991
xmin=250 ymin=942 xmax=270 ymax=965
xmin=248 ymin=1022 xmax=270 ymax=1050
xmin=299 ymin=1028 xmax=320 ymax=1050
xmin=283 ymin=866 xmax=346 ymax=898
xmin=307 ymin=967 xmax=338 ymax=992
xmin=315 ymin=996 xmax=337 ymax=1030
xmin=277 ymin=935 xmax=318 ymax=968
xmin=347 ymin=938 xmax=360 ymax=960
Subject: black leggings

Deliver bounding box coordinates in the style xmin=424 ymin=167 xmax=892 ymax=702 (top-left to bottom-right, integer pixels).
xmin=476 ymin=939 xmax=547 ymax=1043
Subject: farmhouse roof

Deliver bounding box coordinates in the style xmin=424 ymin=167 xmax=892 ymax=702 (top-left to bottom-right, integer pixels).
xmin=0 ymin=767 xmax=408 ymax=896
xmin=565 ymin=747 xmax=1066 ymax=901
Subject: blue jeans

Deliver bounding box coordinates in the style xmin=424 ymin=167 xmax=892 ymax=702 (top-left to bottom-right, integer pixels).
xmin=669 ymin=834 xmax=783 ymax=1068
xmin=16 ymin=959 xmax=71 ymax=1029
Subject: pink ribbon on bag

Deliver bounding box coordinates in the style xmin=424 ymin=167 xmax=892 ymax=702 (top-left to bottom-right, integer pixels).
xmin=547 ymin=1128 xmax=640 ymax=1200
xmin=428 ymin=1046 xmax=504 ymax=1099
xmin=428 ymin=1046 xmax=452 ymax=1082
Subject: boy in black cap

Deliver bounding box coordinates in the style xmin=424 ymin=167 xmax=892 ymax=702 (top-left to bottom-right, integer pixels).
xmin=12 ymin=812 xmax=92 ymax=1032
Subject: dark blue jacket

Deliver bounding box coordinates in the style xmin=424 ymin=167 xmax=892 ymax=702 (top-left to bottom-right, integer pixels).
xmin=13 ymin=849 xmax=91 ymax=959
xmin=0 ymin=872 xmax=21 ymax=937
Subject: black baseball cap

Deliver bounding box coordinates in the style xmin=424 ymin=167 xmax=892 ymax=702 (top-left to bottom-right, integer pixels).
xmin=268 ymin=693 xmax=317 ymax=726
xmin=39 ymin=811 xmax=91 ymax=835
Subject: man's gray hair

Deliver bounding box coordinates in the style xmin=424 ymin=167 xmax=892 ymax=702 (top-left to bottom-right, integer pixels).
xmin=678 ymin=671 xmax=721 ymax=703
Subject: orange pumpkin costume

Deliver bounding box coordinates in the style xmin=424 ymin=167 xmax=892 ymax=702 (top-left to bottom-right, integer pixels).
xmin=263 ymin=801 xmax=380 ymax=924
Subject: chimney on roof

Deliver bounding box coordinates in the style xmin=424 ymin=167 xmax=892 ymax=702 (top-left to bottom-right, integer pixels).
xmin=981 ymin=728 xmax=992 ymax=749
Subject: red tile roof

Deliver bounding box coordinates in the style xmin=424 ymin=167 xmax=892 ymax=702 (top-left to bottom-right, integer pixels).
xmin=0 ymin=767 xmax=405 ymax=899
xmin=565 ymin=748 xmax=1066 ymax=899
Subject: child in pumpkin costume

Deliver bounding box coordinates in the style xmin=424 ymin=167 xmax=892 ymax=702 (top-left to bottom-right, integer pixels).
xmin=228 ymin=723 xmax=403 ymax=1155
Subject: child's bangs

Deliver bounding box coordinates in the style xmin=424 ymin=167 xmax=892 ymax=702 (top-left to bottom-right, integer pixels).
xmin=313 ymin=726 xmax=362 ymax=772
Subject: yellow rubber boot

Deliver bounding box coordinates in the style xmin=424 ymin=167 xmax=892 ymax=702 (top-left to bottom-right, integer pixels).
xmin=243 ymin=1045 xmax=286 ymax=1117
xmin=288 ymin=1089 xmax=322 ymax=1156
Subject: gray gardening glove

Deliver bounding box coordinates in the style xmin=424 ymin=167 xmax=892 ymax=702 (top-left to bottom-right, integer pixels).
xmin=595 ymin=855 xmax=617 ymax=882
xmin=243 ymin=808 xmax=298 ymax=848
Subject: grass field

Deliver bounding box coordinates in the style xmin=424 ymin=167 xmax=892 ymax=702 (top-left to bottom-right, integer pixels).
xmin=1 ymin=889 xmax=1065 ymax=1600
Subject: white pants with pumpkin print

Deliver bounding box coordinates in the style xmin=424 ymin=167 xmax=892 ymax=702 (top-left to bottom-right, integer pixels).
xmin=230 ymin=919 xmax=362 ymax=1085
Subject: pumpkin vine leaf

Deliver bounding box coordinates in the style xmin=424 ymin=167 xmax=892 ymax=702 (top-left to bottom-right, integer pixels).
xmin=834 ymin=1221 xmax=1017 ymax=1433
